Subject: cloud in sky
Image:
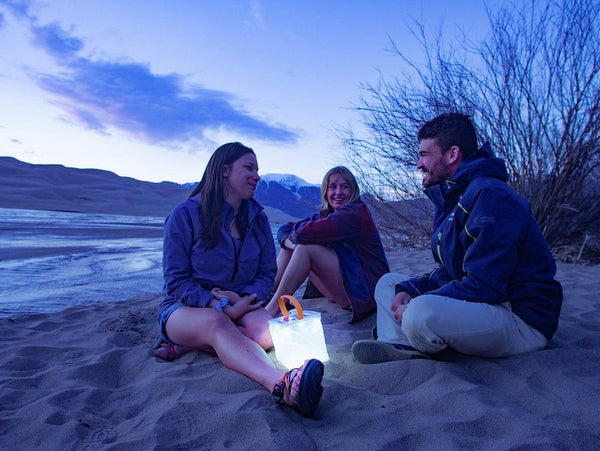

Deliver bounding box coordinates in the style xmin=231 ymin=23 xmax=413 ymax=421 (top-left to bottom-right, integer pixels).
xmin=31 ymin=22 xmax=83 ymax=58
xmin=35 ymin=58 xmax=300 ymax=144
xmin=1 ymin=0 xmax=34 ymax=20
xmin=249 ymin=0 xmax=266 ymax=30
xmin=16 ymin=6 xmax=299 ymax=146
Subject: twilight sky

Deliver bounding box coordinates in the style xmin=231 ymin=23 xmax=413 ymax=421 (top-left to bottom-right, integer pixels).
xmin=0 ymin=0 xmax=494 ymax=184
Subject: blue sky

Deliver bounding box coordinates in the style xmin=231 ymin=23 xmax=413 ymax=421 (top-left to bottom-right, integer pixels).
xmin=0 ymin=0 xmax=493 ymax=184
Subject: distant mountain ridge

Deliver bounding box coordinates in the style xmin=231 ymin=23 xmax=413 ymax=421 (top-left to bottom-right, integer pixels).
xmin=261 ymin=174 xmax=316 ymax=190
xmin=0 ymin=156 xmax=319 ymax=220
xmin=255 ymin=175 xmax=321 ymax=218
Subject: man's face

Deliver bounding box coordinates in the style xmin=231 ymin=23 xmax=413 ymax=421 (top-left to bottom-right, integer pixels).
xmin=417 ymin=138 xmax=455 ymax=188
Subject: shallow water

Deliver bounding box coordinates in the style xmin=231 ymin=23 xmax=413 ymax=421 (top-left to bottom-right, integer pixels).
xmin=0 ymin=208 xmax=165 ymax=317
xmin=0 ymin=208 xmax=283 ymax=318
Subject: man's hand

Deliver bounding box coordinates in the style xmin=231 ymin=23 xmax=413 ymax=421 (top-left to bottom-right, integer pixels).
xmin=391 ymin=291 xmax=411 ymax=323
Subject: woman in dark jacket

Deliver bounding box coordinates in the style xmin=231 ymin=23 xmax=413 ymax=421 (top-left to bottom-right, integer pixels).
xmin=265 ymin=166 xmax=389 ymax=322
xmin=155 ymin=142 xmax=324 ymax=418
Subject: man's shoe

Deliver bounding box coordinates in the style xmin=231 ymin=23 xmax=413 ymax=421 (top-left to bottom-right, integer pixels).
xmin=352 ymin=339 xmax=431 ymax=364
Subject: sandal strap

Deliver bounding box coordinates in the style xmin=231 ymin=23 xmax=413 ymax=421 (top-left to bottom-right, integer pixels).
xmin=272 ymin=367 xmax=299 ymax=405
xmin=271 ymin=379 xmax=285 ymax=404
xmin=154 ymin=342 xmax=180 ymax=362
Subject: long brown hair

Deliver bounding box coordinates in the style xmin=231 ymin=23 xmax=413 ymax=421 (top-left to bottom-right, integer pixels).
xmin=189 ymin=142 xmax=255 ymax=248
xmin=319 ymin=166 xmax=360 ymax=213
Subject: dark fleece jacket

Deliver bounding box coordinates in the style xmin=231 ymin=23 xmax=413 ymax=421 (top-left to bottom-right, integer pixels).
xmin=397 ymin=143 xmax=563 ymax=340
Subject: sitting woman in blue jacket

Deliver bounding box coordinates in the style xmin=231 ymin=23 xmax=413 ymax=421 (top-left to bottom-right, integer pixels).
xmin=154 ymin=142 xmax=324 ymax=417
xmin=264 ymin=166 xmax=389 ymax=322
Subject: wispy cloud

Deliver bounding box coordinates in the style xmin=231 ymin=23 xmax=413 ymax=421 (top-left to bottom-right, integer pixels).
xmin=36 ymin=58 xmax=299 ymax=143
xmin=9 ymin=4 xmax=299 ymax=146
xmin=249 ymin=0 xmax=266 ymax=30
xmin=31 ymin=22 xmax=83 ymax=59
xmin=0 ymin=0 xmax=34 ymax=20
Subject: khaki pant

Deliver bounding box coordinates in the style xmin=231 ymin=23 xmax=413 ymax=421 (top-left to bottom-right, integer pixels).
xmin=375 ymin=272 xmax=548 ymax=357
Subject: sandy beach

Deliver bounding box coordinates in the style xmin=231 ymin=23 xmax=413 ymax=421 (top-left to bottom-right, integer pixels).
xmin=1 ymin=248 xmax=599 ymax=450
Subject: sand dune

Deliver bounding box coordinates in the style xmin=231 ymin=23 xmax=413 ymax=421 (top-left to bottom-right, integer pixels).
xmin=0 ymin=157 xmax=298 ymax=223
xmin=1 ymin=249 xmax=598 ymax=449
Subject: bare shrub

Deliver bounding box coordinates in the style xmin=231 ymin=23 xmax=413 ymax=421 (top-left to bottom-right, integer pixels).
xmin=339 ymin=0 xmax=600 ymax=256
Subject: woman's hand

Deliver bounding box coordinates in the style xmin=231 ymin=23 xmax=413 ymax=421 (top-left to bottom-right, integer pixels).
xmin=284 ymin=238 xmax=296 ymax=250
xmin=211 ymin=288 xmax=241 ymax=304
xmin=211 ymin=288 xmax=261 ymax=320
xmin=224 ymin=294 xmax=262 ymax=320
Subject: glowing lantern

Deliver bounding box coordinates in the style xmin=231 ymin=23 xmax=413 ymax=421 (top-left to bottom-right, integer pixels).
xmin=268 ymin=295 xmax=329 ymax=369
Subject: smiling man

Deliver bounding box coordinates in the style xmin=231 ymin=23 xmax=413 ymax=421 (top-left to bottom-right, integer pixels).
xmin=353 ymin=113 xmax=563 ymax=362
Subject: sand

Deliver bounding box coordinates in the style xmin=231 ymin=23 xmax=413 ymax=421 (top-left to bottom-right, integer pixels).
xmin=1 ymin=249 xmax=599 ymax=450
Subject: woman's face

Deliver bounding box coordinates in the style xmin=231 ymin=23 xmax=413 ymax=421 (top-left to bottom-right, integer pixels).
xmin=223 ymin=153 xmax=260 ymax=204
xmin=326 ymin=173 xmax=352 ymax=210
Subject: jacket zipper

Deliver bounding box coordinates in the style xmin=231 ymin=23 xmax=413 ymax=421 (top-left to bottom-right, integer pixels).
xmin=229 ymin=211 xmax=258 ymax=282
xmin=230 ymin=234 xmax=240 ymax=282
xmin=436 ymin=231 xmax=445 ymax=267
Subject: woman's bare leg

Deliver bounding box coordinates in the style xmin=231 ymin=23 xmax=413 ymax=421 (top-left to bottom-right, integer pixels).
xmin=307 ymin=272 xmax=344 ymax=305
xmin=265 ymin=244 xmax=351 ymax=316
xmin=236 ymin=308 xmax=274 ymax=349
xmin=165 ymin=306 xmax=283 ymax=391
xmin=274 ymin=248 xmax=293 ymax=289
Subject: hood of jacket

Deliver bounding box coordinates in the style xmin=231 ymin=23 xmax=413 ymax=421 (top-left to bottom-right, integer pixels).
xmin=424 ymin=141 xmax=509 ymax=209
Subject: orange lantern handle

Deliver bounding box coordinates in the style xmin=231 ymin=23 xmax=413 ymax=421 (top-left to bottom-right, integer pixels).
xmin=277 ymin=295 xmax=304 ymax=319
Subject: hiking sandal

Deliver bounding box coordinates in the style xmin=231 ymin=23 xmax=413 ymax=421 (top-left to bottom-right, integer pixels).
xmin=272 ymin=359 xmax=324 ymax=417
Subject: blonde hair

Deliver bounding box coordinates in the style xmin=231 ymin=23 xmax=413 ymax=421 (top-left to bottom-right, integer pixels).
xmin=320 ymin=166 xmax=360 ymax=213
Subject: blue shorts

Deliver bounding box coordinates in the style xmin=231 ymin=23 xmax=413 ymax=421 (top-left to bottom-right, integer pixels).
xmin=157 ymin=301 xmax=186 ymax=344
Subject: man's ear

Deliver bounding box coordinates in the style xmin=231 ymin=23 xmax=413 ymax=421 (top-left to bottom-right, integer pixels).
xmin=447 ymin=145 xmax=461 ymax=164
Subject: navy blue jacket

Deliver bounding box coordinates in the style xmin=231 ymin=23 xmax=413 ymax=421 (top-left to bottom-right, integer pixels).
xmin=159 ymin=196 xmax=276 ymax=316
xmin=397 ymin=143 xmax=563 ymax=340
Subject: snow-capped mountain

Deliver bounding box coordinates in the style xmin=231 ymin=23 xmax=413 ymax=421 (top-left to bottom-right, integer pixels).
xmin=0 ymin=156 xmax=324 ymax=220
xmin=184 ymin=173 xmax=321 ymax=219
xmin=260 ymin=174 xmax=318 ymax=191
xmin=254 ymin=175 xmax=321 ymax=219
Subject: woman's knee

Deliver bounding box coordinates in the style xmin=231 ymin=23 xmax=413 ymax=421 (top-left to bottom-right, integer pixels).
xmin=291 ymin=243 xmax=308 ymax=255
xmin=236 ymin=310 xmax=274 ymax=350
xmin=166 ymin=307 xmax=234 ymax=347
xmin=190 ymin=310 xmax=235 ymax=340
xmin=208 ymin=311 xmax=235 ymax=335
xmin=241 ymin=323 xmax=273 ymax=350
xmin=294 ymin=243 xmax=331 ymax=261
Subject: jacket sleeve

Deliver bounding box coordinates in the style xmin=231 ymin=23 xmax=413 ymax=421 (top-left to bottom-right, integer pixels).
xmin=238 ymin=212 xmax=277 ymax=301
xmin=162 ymin=205 xmax=214 ymax=308
xmin=428 ymin=188 xmax=527 ymax=303
xmin=292 ymin=203 xmax=363 ymax=244
xmin=277 ymin=221 xmax=295 ymax=248
xmin=396 ymin=265 xmax=454 ymax=297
